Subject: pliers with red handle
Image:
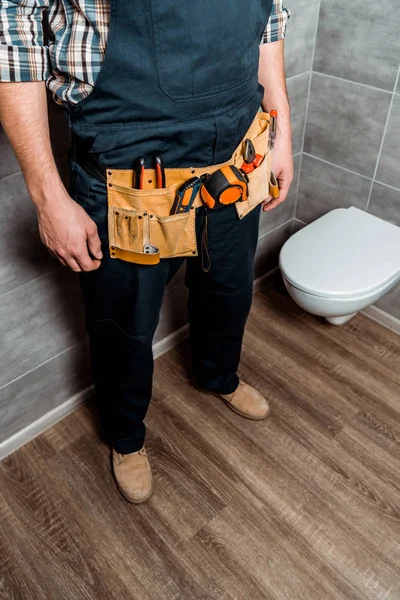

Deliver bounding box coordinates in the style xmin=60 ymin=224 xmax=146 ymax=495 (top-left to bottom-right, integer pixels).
xmin=133 ymin=155 xmax=166 ymax=189
xmin=240 ymin=139 xmax=264 ymax=175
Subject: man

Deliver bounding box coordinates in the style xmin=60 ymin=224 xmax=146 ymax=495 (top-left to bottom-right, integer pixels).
xmin=0 ymin=0 xmax=292 ymax=503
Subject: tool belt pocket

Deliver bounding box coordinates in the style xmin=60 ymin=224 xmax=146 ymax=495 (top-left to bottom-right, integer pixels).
xmin=235 ymin=126 xmax=272 ymax=220
xmin=107 ymin=183 xmax=197 ymax=265
xmin=235 ymin=150 xmax=271 ymax=220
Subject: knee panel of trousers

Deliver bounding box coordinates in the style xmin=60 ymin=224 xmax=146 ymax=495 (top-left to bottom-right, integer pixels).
xmin=87 ymin=311 xmax=158 ymax=342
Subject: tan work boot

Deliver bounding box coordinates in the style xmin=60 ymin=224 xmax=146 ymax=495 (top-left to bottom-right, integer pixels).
xmin=199 ymin=380 xmax=270 ymax=420
xmin=112 ymin=446 xmax=153 ymax=504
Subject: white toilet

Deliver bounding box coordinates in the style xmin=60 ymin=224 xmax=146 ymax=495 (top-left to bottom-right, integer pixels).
xmin=279 ymin=207 xmax=400 ymax=325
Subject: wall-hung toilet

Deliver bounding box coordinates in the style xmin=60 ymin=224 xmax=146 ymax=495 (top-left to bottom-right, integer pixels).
xmin=279 ymin=207 xmax=400 ymax=325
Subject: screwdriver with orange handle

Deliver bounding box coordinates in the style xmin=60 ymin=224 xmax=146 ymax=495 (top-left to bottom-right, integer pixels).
xmin=269 ymin=109 xmax=278 ymax=150
xmin=268 ymin=110 xmax=279 ymax=199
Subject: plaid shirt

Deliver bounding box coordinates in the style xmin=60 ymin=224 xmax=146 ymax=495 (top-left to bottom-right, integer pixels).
xmin=0 ymin=0 xmax=290 ymax=105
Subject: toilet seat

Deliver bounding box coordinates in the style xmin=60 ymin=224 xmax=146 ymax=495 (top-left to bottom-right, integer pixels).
xmin=279 ymin=207 xmax=400 ymax=300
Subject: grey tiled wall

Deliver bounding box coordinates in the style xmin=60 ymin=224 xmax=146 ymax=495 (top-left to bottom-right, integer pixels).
xmin=297 ymin=0 xmax=400 ymax=320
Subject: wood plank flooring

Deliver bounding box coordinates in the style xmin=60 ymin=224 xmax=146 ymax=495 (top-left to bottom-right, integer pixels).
xmin=1 ymin=277 xmax=400 ymax=600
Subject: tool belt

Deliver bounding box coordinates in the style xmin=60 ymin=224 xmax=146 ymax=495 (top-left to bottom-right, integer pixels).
xmin=78 ymin=112 xmax=278 ymax=265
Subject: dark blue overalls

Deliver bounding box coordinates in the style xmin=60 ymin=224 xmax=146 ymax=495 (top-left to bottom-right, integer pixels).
xmin=67 ymin=0 xmax=273 ymax=453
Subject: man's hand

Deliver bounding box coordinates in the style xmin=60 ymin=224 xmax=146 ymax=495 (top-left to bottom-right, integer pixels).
xmin=38 ymin=193 xmax=103 ymax=272
xmin=262 ymin=134 xmax=294 ymax=212
xmin=0 ymin=82 xmax=102 ymax=273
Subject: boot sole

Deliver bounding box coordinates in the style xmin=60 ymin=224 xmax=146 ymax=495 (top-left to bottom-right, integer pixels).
xmin=111 ymin=451 xmax=153 ymax=504
xmin=195 ymin=386 xmax=270 ymax=421
xmin=115 ymin=480 xmax=154 ymax=504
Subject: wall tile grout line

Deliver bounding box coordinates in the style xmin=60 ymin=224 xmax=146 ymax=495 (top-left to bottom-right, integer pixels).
xmin=258 ymin=218 xmax=294 ymax=241
xmin=286 ymin=70 xmax=313 ymax=82
xmin=0 ymin=156 xmax=69 ymax=185
xmin=302 ymin=152 xmax=373 ymax=181
xmin=0 ymin=339 xmax=87 ymax=393
xmin=294 ymin=0 xmax=322 ymax=221
xmin=373 ymin=180 xmax=400 ymax=195
xmin=311 ymin=70 xmax=394 ymax=95
xmin=366 ymin=64 xmax=400 ymax=212
xmin=0 ymin=266 xmax=59 ymax=301
xmin=162 ymin=278 xmax=189 ymax=298
xmin=0 ymin=168 xmax=24 ymax=184
xmin=293 ymin=154 xmax=303 ymax=214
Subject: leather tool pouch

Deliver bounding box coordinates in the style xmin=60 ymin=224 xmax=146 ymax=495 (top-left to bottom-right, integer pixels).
xmin=107 ymin=182 xmax=198 ymax=265
xmin=106 ymin=112 xmax=273 ymax=265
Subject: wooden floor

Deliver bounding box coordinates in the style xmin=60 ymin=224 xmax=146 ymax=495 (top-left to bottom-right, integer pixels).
xmin=2 ymin=278 xmax=400 ymax=600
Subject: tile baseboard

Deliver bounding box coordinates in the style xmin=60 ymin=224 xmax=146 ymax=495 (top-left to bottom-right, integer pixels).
xmin=253 ymin=266 xmax=280 ymax=292
xmin=362 ymin=305 xmax=400 ymax=335
xmin=0 ymin=386 xmax=91 ymax=461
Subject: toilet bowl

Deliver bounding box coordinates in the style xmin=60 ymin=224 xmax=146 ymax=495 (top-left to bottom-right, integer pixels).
xmin=279 ymin=207 xmax=400 ymax=325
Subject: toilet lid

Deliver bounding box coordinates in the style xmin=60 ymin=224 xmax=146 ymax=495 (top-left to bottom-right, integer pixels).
xmin=279 ymin=207 xmax=400 ymax=299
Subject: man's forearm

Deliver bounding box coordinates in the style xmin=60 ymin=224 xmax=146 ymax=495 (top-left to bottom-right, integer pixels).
xmin=258 ymin=40 xmax=293 ymax=209
xmin=0 ymin=81 xmax=65 ymax=208
xmin=258 ymin=40 xmax=291 ymax=139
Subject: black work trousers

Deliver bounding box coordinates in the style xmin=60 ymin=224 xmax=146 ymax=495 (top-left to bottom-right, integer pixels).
xmin=76 ymin=163 xmax=261 ymax=454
